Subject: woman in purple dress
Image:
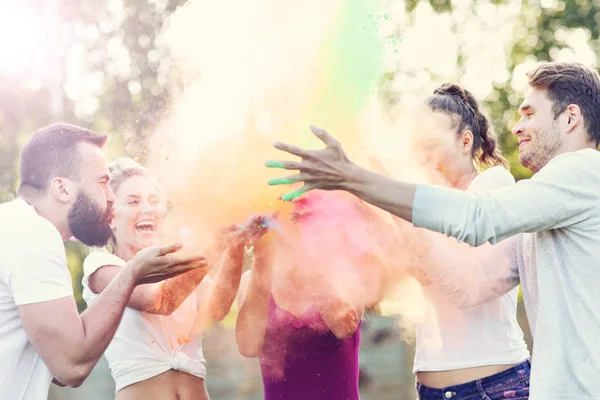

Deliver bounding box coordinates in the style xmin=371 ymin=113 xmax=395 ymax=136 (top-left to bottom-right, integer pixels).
xmin=235 ymin=192 xmax=392 ymax=400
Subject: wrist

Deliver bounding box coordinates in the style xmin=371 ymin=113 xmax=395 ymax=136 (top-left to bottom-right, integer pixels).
xmin=124 ymin=258 xmax=144 ymax=284
xmin=119 ymin=263 xmax=140 ymax=287
xmin=223 ymin=244 xmax=246 ymax=266
xmin=340 ymin=163 xmax=370 ymax=194
xmin=251 ymin=268 xmax=273 ymax=289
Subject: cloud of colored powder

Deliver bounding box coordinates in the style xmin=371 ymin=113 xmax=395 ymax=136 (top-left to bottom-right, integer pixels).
xmin=149 ymin=0 xmax=394 ymax=245
xmin=147 ymin=0 xmax=432 ymax=346
xmin=119 ymin=1 xmax=535 ymax=375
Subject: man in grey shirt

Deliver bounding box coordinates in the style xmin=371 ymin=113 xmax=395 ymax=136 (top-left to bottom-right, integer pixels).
xmin=266 ymin=62 xmax=600 ymax=399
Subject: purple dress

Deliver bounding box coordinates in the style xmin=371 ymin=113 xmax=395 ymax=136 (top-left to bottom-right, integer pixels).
xmin=259 ymin=296 xmax=361 ymax=400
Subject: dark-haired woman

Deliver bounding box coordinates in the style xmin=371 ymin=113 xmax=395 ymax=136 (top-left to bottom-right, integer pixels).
xmin=411 ymin=84 xmax=531 ymax=400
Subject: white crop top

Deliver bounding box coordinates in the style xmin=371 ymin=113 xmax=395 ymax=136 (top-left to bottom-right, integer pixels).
xmin=82 ymin=251 xmax=207 ymax=392
xmin=413 ymin=167 xmax=530 ymax=373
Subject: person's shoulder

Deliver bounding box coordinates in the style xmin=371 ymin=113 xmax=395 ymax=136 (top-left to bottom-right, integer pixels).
xmin=546 ymin=148 xmax=599 ymax=166
xmin=0 ymin=200 xmax=62 ymax=246
xmin=81 ymin=250 xmax=125 ymax=294
xmin=83 ymin=250 xmax=126 ymax=273
xmin=480 ymin=166 xmax=515 ymax=185
xmin=536 ymin=149 xmax=600 ymax=180
xmin=574 ymin=148 xmax=600 ymax=166
xmin=470 ymin=166 xmax=515 ymax=192
xmin=0 ymin=201 xmax=69 ymax=285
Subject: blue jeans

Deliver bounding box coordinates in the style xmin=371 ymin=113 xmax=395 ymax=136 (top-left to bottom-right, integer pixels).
xmin=416 ymin=360 xmax=531 ymax=400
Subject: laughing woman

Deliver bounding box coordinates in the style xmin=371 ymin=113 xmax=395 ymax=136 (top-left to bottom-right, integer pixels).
xmin=82 ymin=157 xmax=266 ymax=400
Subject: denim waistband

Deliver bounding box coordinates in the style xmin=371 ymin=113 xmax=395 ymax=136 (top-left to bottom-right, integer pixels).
xmin=416 ymin=360 xmax=531 ymax=400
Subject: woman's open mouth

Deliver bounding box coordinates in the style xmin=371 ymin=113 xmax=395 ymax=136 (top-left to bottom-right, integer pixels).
xmin=135 ymin=220 xmax=157 ymax=233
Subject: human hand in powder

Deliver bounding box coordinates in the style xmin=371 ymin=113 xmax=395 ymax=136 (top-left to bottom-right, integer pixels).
xmin=318 ymin=296 xmax=362 ymax=340
xmin=238 ymin=212 xmax=278 ymax=241
xmin=289 ymin=196 xmax=314 ymax=223
xmin=213 ymin=212 xmax=276 ymax=249
xmin=130 ymin=242 xmax=208 ymax=285
xmin=267 ymin=125 xmax=357 ymax=201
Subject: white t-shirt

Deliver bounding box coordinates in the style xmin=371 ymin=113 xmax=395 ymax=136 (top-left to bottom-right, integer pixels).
xmin=0 ymin=199 xmax=74 ymax=400
xmin=413 ymin=167 xmax=530 ymax=372
xmin=82 ymin=251 xmax=207 ymax=392
xmin=413 ymin=149 xmax=600 ymax=399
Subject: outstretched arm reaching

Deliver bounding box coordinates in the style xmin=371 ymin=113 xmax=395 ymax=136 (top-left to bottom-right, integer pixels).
xmin=267 ymin=126 xmax=600 ymax=246
xmin=199 ymin=214 xmax=272 ymax=322
xmin=235 ymin=240 xmax=273 ymax=358
xmin=396 ymin=218 xmax=521 ymax=309
xmin=19 ymin=242 xmax=204 ymax=387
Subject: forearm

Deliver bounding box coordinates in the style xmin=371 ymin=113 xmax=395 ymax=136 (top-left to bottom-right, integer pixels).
xmin=203 ymin=243 xmax=245 ymax=321
xmin=68 ymin=268 xmax=137 ymax=378
xmin=24 ymin=242 xmax=205 ymax=388
xmin=343 ymin=156 xmax=598 ymax=247
xmin=236 ymin=270 xmax=271 ymax=358
xmin=392 ymin=212 xmax=520 ymax=308
xmin=411 ymin=158 xmax=599 ymax=246
xmin=342 ymin=164 xmax=416 ymax=223
xmin=419 ymin=232 xmax=519 ymax=308
xmin=152 ymin=266 xmax=209 ymax=315
xmin=336 ymin=165 xmax=517 ymax=307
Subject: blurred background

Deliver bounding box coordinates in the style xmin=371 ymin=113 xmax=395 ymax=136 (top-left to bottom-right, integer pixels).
xmin=2 ymin=0 xmax=598 ymax=398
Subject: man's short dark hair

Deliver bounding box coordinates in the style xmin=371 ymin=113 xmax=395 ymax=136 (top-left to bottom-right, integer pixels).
xmin=18 ymin=123 xmax=107 ymax=196
xmin=527 ymin=62 xmax=600 ymax=145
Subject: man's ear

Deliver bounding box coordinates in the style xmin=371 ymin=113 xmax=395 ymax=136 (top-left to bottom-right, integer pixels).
xmin=49 ymin=177 xmax=75 ymax=204
xmin=564 ymin=103 xmax=582 ymax=134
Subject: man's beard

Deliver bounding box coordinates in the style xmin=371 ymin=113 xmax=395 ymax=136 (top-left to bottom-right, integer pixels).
xmin=520 ymin=121 xmax=563 ymax=173
xmin=68 ymin=192 xmax=113 ymax=247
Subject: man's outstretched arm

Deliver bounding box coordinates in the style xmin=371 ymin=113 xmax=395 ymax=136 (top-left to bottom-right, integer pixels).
xmin=17 ymin=242 xmax=204 ymax=387
xmin=268 ymin=126 xmax=599 ymax=246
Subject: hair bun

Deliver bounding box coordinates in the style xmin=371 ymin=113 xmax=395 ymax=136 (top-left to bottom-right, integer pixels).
xmin=428 ymin=82 xmax=509 ymax=170
xmin=433 ymin=83 xmax=469 ymax=103
xmin=108 ymin=157 xmax=144 ymax=174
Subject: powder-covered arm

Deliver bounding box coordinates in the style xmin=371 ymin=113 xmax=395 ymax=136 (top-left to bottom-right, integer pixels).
xmin=86 ymin=252 xmax=209 ymax=316
xmin=393 ymin=166 xmax=522 ymax=309
xmin=197 ymin=233 xmax=246 ymax=322
xmin=418 ymin=231 xmax=521 ymax=309
xmin=346 ymin=150 xmax=600 ymax=246
xmin=235 ymin=243 xmax=273 ymax=358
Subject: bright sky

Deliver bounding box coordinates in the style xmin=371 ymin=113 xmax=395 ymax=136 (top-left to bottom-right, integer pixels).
xmin=0 ymin=2 xmax=55 ymax=76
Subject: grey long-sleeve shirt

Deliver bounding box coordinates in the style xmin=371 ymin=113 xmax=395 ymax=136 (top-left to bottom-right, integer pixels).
xmin=412 ymin=149 xmax=600 ymax=400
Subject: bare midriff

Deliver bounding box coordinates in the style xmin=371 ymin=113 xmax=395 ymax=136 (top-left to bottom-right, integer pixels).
xmin=416 ymin=363 xmax=521 ymax=388
xmin=115 ymin=370 xmax=210 ymax=400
